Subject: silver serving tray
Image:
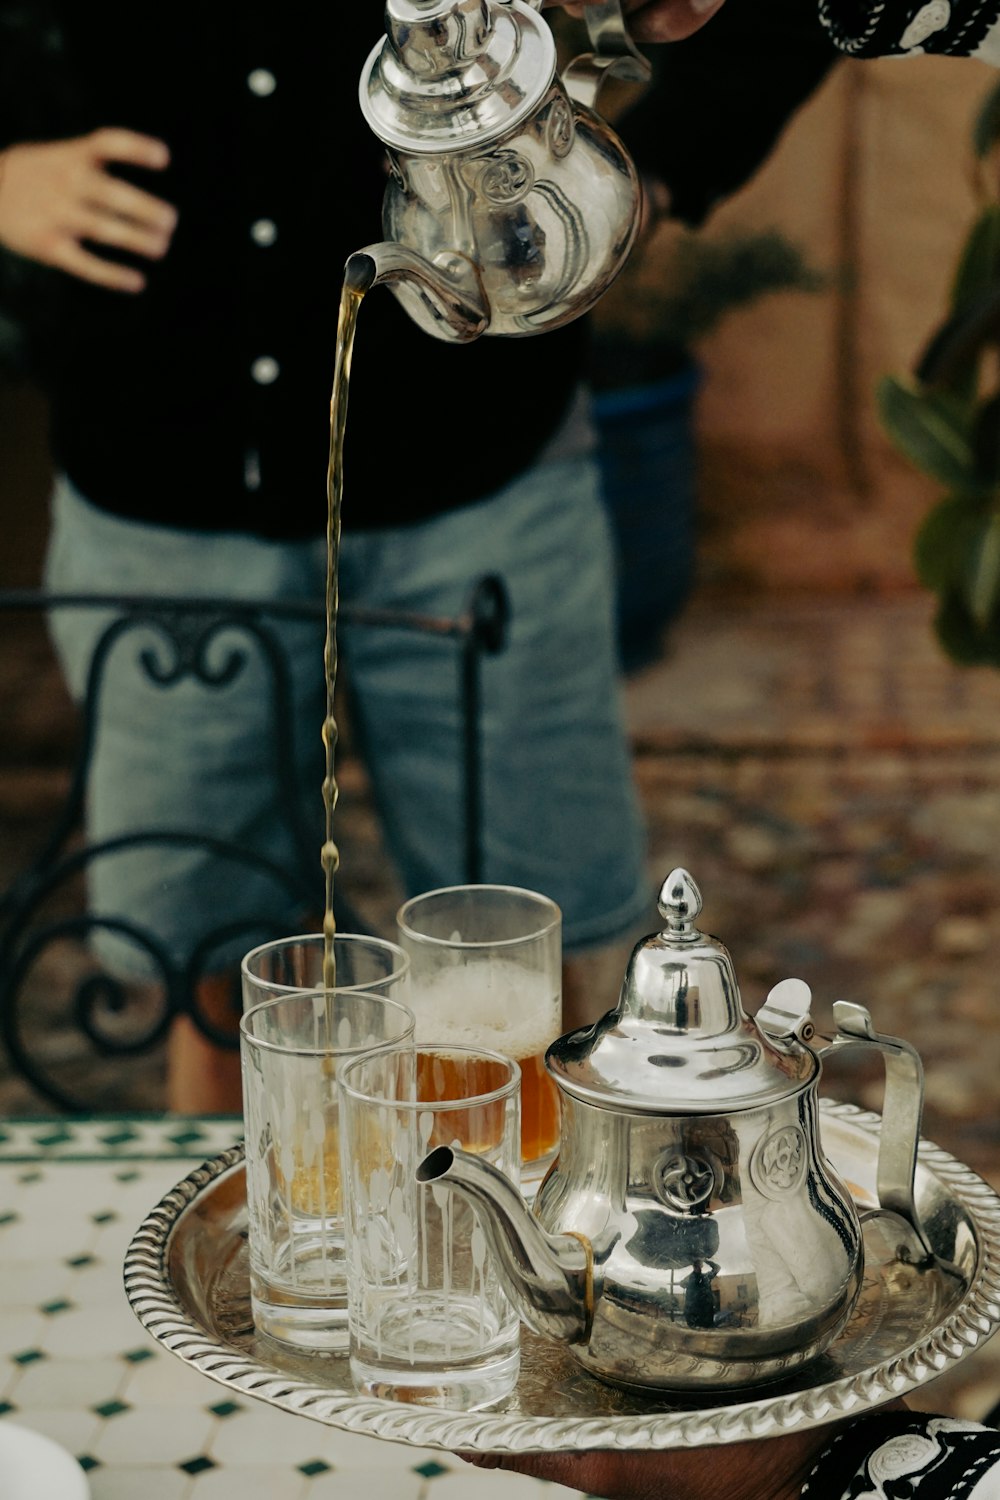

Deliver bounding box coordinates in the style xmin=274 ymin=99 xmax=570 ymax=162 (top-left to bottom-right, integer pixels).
xmin=124 ymin=1102 xmax=1000 ymax=1453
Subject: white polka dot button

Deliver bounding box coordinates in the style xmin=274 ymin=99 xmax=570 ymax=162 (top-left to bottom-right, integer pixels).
xmin=250 ymin=218 xmax=278 ymax=247
xmin=251 ymin=356 xmax=280 ymax=385
xmin=247 ymin=68 xmax=277 ymax=96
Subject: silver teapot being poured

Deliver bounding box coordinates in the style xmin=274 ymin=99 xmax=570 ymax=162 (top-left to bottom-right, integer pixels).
xmin=417 ymin=868 xmax=936 ymax=1392
xmin=346 ymin=0 xmax=651 ymax=340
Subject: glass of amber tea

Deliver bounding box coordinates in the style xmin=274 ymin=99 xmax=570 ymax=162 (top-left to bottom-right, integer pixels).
xmin=339 ymin=1042 xmax=521 ymax=1409
xmin=239 ymin=988 xmax=415 ymax=1351
xmin=397 ymin=885 xmax=561 ymax=1194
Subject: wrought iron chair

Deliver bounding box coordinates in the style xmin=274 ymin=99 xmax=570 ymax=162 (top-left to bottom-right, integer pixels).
xmin=0 ymin=577 xmax=508 ymax=1111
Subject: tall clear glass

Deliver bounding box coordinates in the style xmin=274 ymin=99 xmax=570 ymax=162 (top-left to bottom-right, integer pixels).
xmin=397 ymin=885 xmax=561 ymax=1192
xmin=241 ymin=932 xmax=409 ymax=1006
xmin=240 ymin=988 xmax=414 ymax=1351
xmin=339 ymin=1043 xmax=521 ymax=1409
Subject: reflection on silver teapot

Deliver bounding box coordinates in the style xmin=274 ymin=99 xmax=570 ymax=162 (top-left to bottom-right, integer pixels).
xmin=346 ymin=0 xmax=650 ymax=340
xmin=417 ymin=868 xmax=936 ymax=1392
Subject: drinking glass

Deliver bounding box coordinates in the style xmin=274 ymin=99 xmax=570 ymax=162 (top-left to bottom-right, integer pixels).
xmin=241 ymin=932 xmax=409 ymax=1006
xmin=397 ymin=885 xmax=561 ymax=1191
xmin=239 ymin=988 xmax=415 ymax=1350
xmin=339 ymin=1043 xmax=521 ymax=1409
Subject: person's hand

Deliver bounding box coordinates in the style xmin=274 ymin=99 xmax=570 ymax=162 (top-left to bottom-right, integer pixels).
xmin=550 ymin=0 xmax=728 ymax=44
xmin=0 ymin=129 xmax=177 ymax=293
xmin=459 ymin=1419 xmax=853 ymax=1500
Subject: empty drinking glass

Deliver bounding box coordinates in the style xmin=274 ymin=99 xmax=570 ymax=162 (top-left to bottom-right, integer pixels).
xmin=241 ymin=932 xmax=409 ymax=1006
xmin=240 ymin=987 xmax=414 ymax=1350
xmin=339 ymin=1042 xmax=521 ymax=1408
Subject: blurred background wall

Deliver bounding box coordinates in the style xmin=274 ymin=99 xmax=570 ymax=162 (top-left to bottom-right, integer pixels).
xmin=595 ymin=53 xmax=996 ymax=596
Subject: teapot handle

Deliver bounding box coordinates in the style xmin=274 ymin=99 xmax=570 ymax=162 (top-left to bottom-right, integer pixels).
xmin=561 ymin=0 xmax=652 ymax=110
xmin=820 ymin=1001 xmax=936 ymax=1262
xmin=758 ymin=983 xmax=935 ymax=1262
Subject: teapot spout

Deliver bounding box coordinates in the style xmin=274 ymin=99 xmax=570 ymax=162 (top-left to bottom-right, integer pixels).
xmin=417 ymin=1145 xmax=592 ymax=1344
xmin=345 ymin=244 xmax=489 ymax=343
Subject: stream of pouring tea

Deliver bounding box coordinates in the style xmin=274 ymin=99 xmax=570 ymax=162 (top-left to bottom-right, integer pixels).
xmin=322 ymin=262 xmax=372 ymax=992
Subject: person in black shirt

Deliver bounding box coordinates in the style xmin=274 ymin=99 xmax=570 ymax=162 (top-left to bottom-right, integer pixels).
xmin=0 ymin=0 xmax=840 ymax=1108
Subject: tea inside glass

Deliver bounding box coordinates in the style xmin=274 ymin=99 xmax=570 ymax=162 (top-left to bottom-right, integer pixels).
xmin=397 ymin=885 xmax=562 ymax=1191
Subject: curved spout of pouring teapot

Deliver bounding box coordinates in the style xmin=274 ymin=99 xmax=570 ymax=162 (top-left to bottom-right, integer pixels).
xmin=417 ymin=1145 xmax=593 ymax=1343
xmin=345 ymin=245 xmax=490 ymax=344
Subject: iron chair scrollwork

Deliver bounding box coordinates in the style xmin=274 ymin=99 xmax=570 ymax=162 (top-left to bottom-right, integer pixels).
xmin=0 ymin=578 xmax=509 ymax=1111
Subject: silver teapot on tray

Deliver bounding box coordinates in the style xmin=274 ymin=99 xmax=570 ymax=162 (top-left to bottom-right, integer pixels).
xmin=346 ymin=0 xmax=650 ymax=340
xmin=417 ymin=867 xmax=936 ymax=1392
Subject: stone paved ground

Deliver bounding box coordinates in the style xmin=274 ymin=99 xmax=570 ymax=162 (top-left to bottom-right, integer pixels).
xmin=2 ymin=588 xmax=999 ymax=1420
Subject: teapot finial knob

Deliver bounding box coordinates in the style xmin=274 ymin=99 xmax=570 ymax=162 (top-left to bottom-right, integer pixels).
xmin=658 ymin=868 xmax=703 ymax=937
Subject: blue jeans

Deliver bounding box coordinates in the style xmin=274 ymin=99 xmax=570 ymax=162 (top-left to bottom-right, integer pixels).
xmin=45 ymin=455 xmax=649 ymax=977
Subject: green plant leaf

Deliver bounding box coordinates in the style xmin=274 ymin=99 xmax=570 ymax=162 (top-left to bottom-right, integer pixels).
xmin=878 ymin=375 xmax=980 ymax=491
xmin=973 ymin=391 xmax=1000 ymax=483
xmin=914 ymin=496 xmax=983 ymax=590
xmin=973 ymin=80 xmax=1000 ymax=160
xmin=934 ymin=591 xmax=1000 ymax=666
xmin=964 ymin=508 xmax=1000 ymax=626
xmin=909 ymin=209 xmax=1000 ymax=406
xmin=951 ymin=206 xmax=1000 ymax=309
xmin=915 ymin=284 xmax=1000 ymax=403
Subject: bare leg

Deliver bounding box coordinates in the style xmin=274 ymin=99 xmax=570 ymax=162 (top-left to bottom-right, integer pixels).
xmin=166 ymin=973 xmax=242 ymax=1114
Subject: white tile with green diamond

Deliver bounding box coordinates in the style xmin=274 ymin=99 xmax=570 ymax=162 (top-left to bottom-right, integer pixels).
xmin=0 ymin=1117 xmax=590 ymax=1500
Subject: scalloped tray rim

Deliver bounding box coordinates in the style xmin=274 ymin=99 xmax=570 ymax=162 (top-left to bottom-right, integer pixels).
xmin=123 ymin=1101 xmax=1000 ymax=1454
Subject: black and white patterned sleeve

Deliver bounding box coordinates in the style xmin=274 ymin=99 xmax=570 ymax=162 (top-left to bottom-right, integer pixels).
xmin=801 ymin=1411 xmax=1000 ymax=1499
xmin=819 ymin=0 xmax=1000 ymax=61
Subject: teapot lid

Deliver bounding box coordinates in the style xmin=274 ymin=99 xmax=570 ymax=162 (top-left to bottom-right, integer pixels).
xmin=547 ymin=869 xmax=817 ymax=1114
xmin=360 ymin=0 xmax=556 ymax=155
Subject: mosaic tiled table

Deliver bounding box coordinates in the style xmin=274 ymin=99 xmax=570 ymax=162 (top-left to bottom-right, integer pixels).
xmin=0 ymin=1116 xmax=575 ymax=1500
